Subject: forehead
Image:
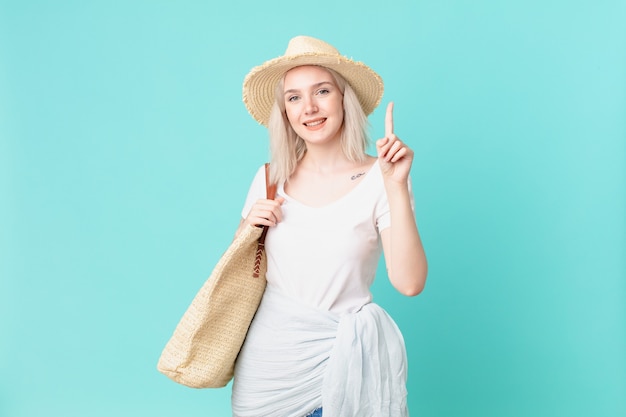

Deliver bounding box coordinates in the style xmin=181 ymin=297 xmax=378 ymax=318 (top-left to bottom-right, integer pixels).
xmin=283 ymin=65 xmax=335 ymax=89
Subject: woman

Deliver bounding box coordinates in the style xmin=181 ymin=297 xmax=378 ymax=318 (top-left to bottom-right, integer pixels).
xmin=232 ymin=35 xmax=427 ymax=417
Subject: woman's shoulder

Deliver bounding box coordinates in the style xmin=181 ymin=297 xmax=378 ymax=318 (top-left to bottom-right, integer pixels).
xmin=348 ymin=155 xmax=378 ymax=179
xmin=363 ymin=154 xmax=377 ymax=165
xmin=250 ymin=163 xmax=269 ymax=180
xmin=244 ymin=163 xmax=270 ymax=192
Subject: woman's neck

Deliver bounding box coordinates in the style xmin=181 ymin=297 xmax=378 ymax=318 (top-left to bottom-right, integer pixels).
xmin=299 ymin=141 xmax=351 ymax=174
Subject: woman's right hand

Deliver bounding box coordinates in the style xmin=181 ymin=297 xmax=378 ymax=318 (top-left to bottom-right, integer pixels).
xmin=244 ymin=197 xmax=285 ymax=228
xmin=235 ymin=197 xmax=285 ymax=237
xmin=235 ymin=197 xmax=286 ymax=238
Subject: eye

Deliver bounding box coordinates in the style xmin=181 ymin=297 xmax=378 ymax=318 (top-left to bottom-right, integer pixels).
xmin=317 ymin=88 xmax=330 ymax=95
xmin=287 ymin=95 xmax=300 ymax=102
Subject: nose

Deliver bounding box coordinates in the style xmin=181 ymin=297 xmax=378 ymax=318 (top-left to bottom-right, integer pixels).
xmin=304 ymin=95 xmax=318 ymax=114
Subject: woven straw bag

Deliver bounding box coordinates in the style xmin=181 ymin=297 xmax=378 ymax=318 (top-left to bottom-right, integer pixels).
xmin=157 ymin=164 xmax=276 ymax=388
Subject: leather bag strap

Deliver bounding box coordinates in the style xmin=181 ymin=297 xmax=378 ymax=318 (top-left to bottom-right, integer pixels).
xmin=259 ymin=163 xmax=276 ymax=244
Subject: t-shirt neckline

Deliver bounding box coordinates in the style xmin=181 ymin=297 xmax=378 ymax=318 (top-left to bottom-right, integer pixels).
xmin=279 ymin=158 xmax=380 ymax=210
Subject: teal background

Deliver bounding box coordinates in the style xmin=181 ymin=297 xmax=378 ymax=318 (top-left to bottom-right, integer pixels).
xmin=1 ymin=0 xmax=625 ymax=416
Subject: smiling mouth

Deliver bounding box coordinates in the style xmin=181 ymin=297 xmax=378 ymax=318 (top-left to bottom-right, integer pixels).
xmin=304 ymin=118 xmax=326 ymax=127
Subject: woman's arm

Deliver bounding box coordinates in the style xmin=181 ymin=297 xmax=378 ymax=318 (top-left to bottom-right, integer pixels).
xmin=377 ymin=102 xmax=428 ymax=296
xmin=379 ymin=182 xmax=427 ymax=296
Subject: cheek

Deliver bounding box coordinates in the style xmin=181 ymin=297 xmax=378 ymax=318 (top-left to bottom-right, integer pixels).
xmin=333 ymin=99 xmax=344 ymax=118
xmin=284 ymin=107 xmax=299 ymax=128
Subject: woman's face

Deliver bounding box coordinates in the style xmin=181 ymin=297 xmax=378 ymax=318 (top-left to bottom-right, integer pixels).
xmin=282 ymin=65 xmax=344 ymax=146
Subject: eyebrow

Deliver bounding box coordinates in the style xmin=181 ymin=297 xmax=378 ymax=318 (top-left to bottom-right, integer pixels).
xmin=283 ymin=81 xmax=334 ymax=96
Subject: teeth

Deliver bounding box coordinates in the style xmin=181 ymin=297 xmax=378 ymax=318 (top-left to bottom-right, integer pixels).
xmin=305 ymin=119 xmax=325 ymax=127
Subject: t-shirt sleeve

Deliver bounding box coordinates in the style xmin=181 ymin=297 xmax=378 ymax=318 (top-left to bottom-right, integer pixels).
xmin=241 ymin=165 xmax=267 ymax=219
xmin=376 ymin=175 xmax=416 ymax=232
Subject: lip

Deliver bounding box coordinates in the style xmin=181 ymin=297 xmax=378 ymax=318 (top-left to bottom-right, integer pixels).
xmin=303 ymin=118 xmax=327 ymax=129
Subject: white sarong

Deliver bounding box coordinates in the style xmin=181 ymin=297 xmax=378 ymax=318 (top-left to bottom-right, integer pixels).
xmin=232 ymin=286 xmax=409 ymax=417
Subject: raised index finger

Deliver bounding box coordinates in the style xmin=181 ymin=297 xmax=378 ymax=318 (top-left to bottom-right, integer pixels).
xmin=385 ymin=101 xmax=394 ymax=137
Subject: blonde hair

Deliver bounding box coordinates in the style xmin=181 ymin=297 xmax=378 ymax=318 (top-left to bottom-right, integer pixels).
xmin=267 ymin=66 xmax=370 ymax=184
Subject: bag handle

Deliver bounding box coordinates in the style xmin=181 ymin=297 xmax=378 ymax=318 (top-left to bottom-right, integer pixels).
xmin=259 ymin=163 xmax=276 ymax=245
xmin=264 ymin=162 xmax=277 ymax=200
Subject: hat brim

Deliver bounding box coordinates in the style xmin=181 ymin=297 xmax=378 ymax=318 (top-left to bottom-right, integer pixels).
xmin=243 ymin=53 xmax=384 ymax=126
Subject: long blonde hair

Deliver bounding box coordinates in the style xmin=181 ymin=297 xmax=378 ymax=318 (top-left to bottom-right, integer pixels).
xmin=267 ymin=66 xmax=370 ymax=184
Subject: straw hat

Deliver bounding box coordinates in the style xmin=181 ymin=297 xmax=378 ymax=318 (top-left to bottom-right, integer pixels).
xmin=242 ymin=35 xmax=384 ymax=126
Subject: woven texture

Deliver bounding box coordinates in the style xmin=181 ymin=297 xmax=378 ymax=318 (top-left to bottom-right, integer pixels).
xmin=242 ymin=35 xmax=384 ymax=126
xmin=157 ymin=223 xmax=267 ymax=388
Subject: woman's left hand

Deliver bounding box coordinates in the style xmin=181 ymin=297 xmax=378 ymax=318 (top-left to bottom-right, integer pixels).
xmin=376 ymin=102 xmax=414 ymax=183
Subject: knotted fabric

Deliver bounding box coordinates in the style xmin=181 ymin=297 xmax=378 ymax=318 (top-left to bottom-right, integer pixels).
xmin=232 ymin=285 xmax=409 ymax=417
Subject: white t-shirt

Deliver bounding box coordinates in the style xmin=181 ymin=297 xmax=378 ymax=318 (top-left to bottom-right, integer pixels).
xmin=241 ymin=159 xmax=410 ymax=315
